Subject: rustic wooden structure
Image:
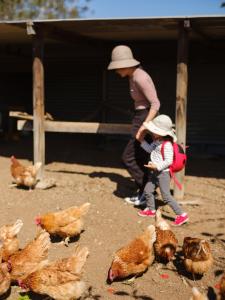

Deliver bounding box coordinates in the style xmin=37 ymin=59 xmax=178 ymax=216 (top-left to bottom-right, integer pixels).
xmin=32 ymin=27 xmax=45 ymax=178
xmin=174 ymin=20 xmax=189 ymax=199
xmin=1 ymin=16 xmax=225 ymax=197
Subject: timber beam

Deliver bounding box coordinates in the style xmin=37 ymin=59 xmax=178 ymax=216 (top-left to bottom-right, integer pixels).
xmin=17 ymin=120 xmax=132 ymax=135
xmin=9 ymin=22 xmax=100 ymax=46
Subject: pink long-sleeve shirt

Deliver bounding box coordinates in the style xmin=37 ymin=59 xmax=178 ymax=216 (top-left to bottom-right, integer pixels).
xmin=129 ymin=68 xmax=160 ymax=111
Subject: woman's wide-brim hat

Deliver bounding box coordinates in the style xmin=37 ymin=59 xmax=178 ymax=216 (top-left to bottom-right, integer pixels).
xmin=108 ymin=45 xmax=140 ymax=70
xmin=143 ymin=114 xmax=177 ymax=142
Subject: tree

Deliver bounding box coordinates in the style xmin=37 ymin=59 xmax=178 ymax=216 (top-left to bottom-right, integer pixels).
xmin=0 ymin=0 xmax=90 ymax=20
xmin=221 ymin=2 xmax=225 ymax=7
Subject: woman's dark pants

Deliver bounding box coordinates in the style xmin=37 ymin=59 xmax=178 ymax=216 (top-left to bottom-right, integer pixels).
xmin=122 ymin=109 xmax=150 ymax=194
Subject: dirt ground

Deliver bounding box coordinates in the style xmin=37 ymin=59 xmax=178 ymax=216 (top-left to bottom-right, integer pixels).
xmin=0 ymin=134 xmax=225 ymax=300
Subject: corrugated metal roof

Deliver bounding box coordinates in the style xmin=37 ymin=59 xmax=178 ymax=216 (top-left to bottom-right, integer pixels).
xmin=0 ymin=15 xmax=225 ymax=44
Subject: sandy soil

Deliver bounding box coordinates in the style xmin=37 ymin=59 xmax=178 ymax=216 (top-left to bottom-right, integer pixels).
xmin=0 ymin=134 xmax=225 ymax=300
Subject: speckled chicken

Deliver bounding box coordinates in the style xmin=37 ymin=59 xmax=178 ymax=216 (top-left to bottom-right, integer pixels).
xmin=10 ymin=156 xmax=42 ymax=189
xmin=189 ymin=287 xmax=208 ymax=300
xmin=18 ymin=245 xmax=89 ymax=300
xmin=182 ymin=237 xmax=213 ymax=277
xmin=0 ymin=242 xmax=11 ymax=296
xmin=108 ymin=225 xmax=156 ymax=282
xmin=220 ymin=272 xmax=225 ymax=300
xmin=35 ymin=203 xmax=90 ymax=245
xmin=0 ymin=219 xmax=23 ymax=261
xmin=154 ymin=209 xmax=178 ymax=262
xmin=8 ymin=230 xmax=50 ymax=281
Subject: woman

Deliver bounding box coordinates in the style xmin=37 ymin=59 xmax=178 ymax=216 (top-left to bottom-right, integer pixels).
xmin=108 ymin=45 xmax=160 ymax=204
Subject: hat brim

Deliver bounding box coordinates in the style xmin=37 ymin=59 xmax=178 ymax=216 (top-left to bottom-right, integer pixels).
xmin=143 ymin=121 xmax=177 ymax=142
xmin=107 ymin=59 xmax=140 ymax=70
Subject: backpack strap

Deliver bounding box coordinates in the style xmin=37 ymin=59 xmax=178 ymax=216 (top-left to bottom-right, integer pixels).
xmin=170 ymin=171 xmax=182 ymax=190
xmin=160 ymin=140 xmax=169 ymax=160
xmin=161 ymin=141 xmax=183 ymax=190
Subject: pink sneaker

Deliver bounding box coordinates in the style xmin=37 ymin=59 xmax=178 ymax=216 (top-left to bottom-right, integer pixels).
xmin=172 ymin=213 xmax=189 ymax=226
xmin=138 ymin=208 xmax=156 ymax=217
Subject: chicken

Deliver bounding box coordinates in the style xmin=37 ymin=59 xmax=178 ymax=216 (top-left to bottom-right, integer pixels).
xmin=10 ymin=156 xmax=42 ymax=189
xmin=18 ymin=245 xmax=89 ymax=300
xmin=0 ymin=242 xmax=11 ymax=296
xmin=0 ymin=219 xmax=23 ymax=261
xmin=220 ymin=273 xmax=225 ymax=300
xmin=8 ymin=230 xmax=50 ymax=281
xmin=35 ymin=203 xmax=90 ymax=245
xmin=154 ymin=208 xmax=178 ymax=262
xmin=182 ymin=237 xmax=213 ymax=278
xmin=108 ymin=225 xmax=156 ymax=282
xmin=189 ymin=287 xmax=208 ymax=300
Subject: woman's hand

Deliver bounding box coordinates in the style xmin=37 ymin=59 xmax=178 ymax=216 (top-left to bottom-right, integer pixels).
xmin=144 ymin=162 xmax=157 ymax=170
xmin=136 ymin=125 xmax=147 ymax=142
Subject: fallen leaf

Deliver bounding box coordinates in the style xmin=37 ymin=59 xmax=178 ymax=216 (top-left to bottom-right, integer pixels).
xmin=160 ymin=273 xmax=169 ymax=279
xmin=214 ymin=283 xmax=221 ymax=289
xmin=107 ymin=287 xmax=116 ymax=294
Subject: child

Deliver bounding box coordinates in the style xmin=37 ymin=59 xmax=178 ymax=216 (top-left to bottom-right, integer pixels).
xmin=136 ymin=114 xmax=188 ymax=226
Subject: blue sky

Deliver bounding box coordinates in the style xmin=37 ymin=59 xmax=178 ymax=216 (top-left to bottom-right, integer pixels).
xmin=82 ymin=0 xmax=225 ymax=18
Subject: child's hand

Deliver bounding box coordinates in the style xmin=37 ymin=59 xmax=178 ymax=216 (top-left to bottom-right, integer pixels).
xmin=136 ymin=126 xmax=147 ymax=142
xmin=144 ymin=162 xmax=157 ymax=170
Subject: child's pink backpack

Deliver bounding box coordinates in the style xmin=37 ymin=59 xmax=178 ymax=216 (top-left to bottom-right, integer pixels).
xmin=161 ymin=141 xmax=187 ymax=190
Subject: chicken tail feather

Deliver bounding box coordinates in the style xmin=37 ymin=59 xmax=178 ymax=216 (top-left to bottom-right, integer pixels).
xmin=147 ymin=225 xmax=156 ymax=245
xmin=71 ymin=245 xmax=89 ymax=274
xmin=33 ymin=230 xmax=51 ymax=255
xmin=8 ymin=219 xmax=23 ymax=237
xmin=191 ymin=287 xmax=207 ymax=300
xmin=77 ymin=203 xmax=91 ymax=216
xmin=155 ymin=208 xmax=170 ymax=230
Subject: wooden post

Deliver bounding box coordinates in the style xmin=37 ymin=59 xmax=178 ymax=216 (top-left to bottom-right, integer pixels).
xmin=174 ymin=20 xmax=190 ymax=200
xmin=33 ymin=27 xmax=45 ymax=179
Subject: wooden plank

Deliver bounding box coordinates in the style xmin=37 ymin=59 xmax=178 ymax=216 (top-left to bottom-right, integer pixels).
xmin=17 ymin=120 xmax=131 ymax=135
xmin=33 ymin=30 xmax=45 ymax=179
xmin=9 ymin=111 xmax=53 ymax=121
xmin=174 ymin=20 xmax=189 ymax=200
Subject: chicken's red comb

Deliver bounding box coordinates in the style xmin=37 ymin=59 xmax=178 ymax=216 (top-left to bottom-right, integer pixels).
xmin=35 ymin=216 xmax=41 ymax=225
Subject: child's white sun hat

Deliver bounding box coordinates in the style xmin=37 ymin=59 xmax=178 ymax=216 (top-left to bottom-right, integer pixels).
xmin=143 ymin=115 xmax=177 ymax=142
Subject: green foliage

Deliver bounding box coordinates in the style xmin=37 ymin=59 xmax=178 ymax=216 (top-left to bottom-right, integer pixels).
xmin=0 ymin=0 xmax=90 ymax=20
xmin=18 ymin=295 xmax=31 ymax=300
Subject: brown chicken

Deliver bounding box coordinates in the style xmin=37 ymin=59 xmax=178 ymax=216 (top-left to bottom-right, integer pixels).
xmin=154 ymin=208 xmax=178 ymax=262
xmin=10 ymin=156 xmax=42 ymax=189
xmin=189 ymin=287 xmax=208 ymax=300
xmin=0 ymin=219 xmax=23 ymax=261
xmin=182 ymin=237 xmax=213 ymax=278
xmin=8 ymin=230 xmax=50 ymax=281
xmin=220 ymin=273 xmax=225 ymax=300
xmin=0 ymin=242 xmax=11 ymax=296
xmin=108 ymin=225 xmax=156 ymax=282
xmin=35 ymin=203 xmax=90 ymax=245
xmin=18 ymin=245 xmax=89 ymax=300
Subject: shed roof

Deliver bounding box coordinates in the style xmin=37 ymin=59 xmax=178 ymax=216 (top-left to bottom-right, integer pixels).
xmin=0 ymin=15 xmax=225 ymax=44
